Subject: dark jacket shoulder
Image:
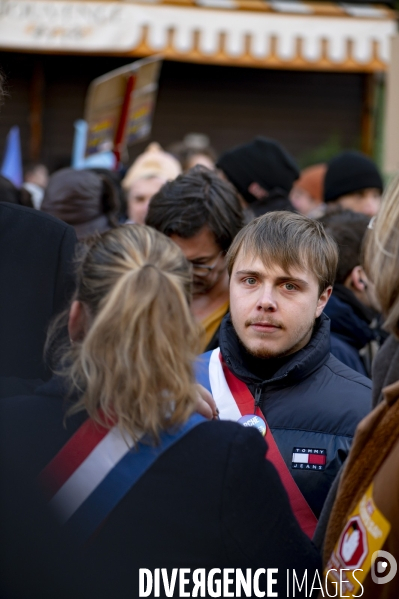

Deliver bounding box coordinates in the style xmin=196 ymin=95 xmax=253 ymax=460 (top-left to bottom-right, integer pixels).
xmin=0 ymin=376 xmax=320 ymax=597
xmin=329 ymin=334 xmax=367 ymax=376
xmin=0 ymin=200 xmax=73 ymax=230
xmin=323 ymin=352 xmax=372 ymax=388
xmin=0 ymin=204 xmax=77 ymax=380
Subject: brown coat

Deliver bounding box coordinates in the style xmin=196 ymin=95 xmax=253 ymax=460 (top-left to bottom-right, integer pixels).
xmin=323 ymin=380 xmax=399 ymax=598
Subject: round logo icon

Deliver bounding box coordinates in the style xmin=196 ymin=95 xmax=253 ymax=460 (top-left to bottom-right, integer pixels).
xmin=237 ymin=415 xmax=266 ymax=436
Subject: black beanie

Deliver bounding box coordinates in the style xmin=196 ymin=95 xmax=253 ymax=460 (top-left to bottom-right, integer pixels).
xmin=324 ymin=150 xmax=383 ymax=203
xmin=216 ymin=137 xmax=299 ymax=204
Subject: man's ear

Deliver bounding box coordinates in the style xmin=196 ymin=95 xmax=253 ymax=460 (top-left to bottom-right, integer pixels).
xmin=349 ymin=265 xmax=368 ymax=292
xmin=316 ymin=286 xmax=333 ymax=317
xmin=68 ymin=300 xmax=87 ymax=342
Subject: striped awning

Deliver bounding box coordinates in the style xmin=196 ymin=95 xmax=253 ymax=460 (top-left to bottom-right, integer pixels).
xmin=0 ymin=0 xmax=396 ymax=71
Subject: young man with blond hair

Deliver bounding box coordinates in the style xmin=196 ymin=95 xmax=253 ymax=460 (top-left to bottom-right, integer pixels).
xmin=196 ymin=212 xmax=371 ymax=532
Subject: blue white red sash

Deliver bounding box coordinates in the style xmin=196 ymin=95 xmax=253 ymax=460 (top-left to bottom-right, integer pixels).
xmin=39 ymin=412 xmax=205 ymax=544
xmin=195 ymin=348 xmax=317 ymax=538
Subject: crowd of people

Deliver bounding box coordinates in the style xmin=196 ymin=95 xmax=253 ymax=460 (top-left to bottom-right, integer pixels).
xmin=1 ymin=96 xmax=399 ymax=598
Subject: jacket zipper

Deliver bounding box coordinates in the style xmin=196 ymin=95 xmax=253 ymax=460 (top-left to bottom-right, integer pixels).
xmin=254 ymin=386 xmax=262 ymax=413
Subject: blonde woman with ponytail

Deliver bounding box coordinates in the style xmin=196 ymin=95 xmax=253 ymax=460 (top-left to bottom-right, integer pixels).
xmin=66 ymin=224 xmax=202 ymax=442
xmin=0 ymin=225 xmax=319 ymax=597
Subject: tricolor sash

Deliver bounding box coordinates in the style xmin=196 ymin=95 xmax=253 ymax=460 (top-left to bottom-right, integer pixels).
xmin=39 ymin=412 xmax=205 ymax=544
xmin=195 ymin=348 xmax=317 ymax=538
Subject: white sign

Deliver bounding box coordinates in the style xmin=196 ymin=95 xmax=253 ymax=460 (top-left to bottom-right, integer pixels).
xmin=0 ymin=0 xmax=146 ymax=51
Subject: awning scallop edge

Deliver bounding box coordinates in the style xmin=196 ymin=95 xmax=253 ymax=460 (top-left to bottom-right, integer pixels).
xmin=0 ymin=0 xmax=396 ymax=71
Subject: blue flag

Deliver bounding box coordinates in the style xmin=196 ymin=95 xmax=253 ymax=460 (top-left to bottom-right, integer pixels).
xmin=1 ymin=126 xmax=23 ymax=188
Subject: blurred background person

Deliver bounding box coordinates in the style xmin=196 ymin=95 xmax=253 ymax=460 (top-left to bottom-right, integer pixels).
xmin=323 ymin=150 xmax=383 ymax=217
xmin=41 ymin=167 xmax=119 ymax=241
xmin=122 ymin=142 xmax=181 ymax=224
xmin=290 ymin=163 xmax=326 ymax=218
xmin=168 ymin=133 xmax=217 ymax=172
xmin=322 ymin=174 xmax=399 ymax=599
xmin=89 ymin=167 xmax=127 ymax=224
xmin=216 ymin=136 xmax=298 ymax=218
xmin=321 ymin=210 xmax=383 ymax=377
xmin=146 ymin=165 xmax=243 ymax=352
xmin=22 ymin=163 xmax=49 ymax=210
xmin=0 ymin=173 xmax=33 ymax=208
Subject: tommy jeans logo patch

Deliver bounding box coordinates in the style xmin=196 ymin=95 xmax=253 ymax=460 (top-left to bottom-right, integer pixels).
xmin=291 ymin=448 xmax=326 ymax=471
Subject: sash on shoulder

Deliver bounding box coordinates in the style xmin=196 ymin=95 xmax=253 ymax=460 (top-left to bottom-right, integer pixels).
xmin=195 ymin=348 xmax=317 ymax=538
xmin=39 ymin=412 xmax=205 ymax=544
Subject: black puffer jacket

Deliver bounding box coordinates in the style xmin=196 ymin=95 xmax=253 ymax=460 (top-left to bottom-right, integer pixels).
xmin=217 ymin=313 xmax=372 ymax=517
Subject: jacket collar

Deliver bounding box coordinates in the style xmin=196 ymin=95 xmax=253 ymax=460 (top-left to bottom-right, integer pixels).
xmin=383 ymin=379 xmax=399 ymax=407
xmin=324 ymin=287 xmax=377 ymax=349
xmin=219 ymin=311 xmax=331 ymax=386
xmin=330 ymin=284 xmax=376 ymax=324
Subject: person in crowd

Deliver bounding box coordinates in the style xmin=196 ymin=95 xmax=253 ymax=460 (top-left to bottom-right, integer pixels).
xmin=290 ymin=163 xmax=326 ymax=218
xmin=0 ymin=69 xmax=76 ymax=396
xmin=321 ymin=210 xmax=383 ymax=376
xmin=146 ymin=166 xmax=243 ymax=352
xmin=23 ymin=162 xmax=49 ymax=210
xmin=122 ymin=142 xmax=181 ymax=224
xmin=168 ymin=134 xmax=217 ymax=171
xmin=196 ymin=212 xmax=371 ymax=526
xmin=41 ymin=168 xmax=119 ymax=241
xmin=0 ymin=202 xmax=76 ymax=393
xmin=323 ymin=150 xmax=383 ymax=217
xmin=0 ymin=224 xmax=320 ymax=598
xmin=90 ymin=167 xmax=127 ymax=223
xmin=321 ymin=174 xmax=399 ymax=599
xmin=216 ymin=136 xmax=298 ymax=217
xmin=0 ymin=173 xmax=34 ymax=207
xmin=178 ymin=144 xmax=216 ymax=172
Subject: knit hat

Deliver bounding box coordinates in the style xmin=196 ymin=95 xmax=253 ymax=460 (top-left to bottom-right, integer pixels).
xmin=122 ymin=143 xmax=182 ymax=190
xmin=324 ymin=151 xmax=383 ymax=203
xmin=293 ymin=163 xmax=327 ymax=203
xmin=216 ymin=137 xmax=299 ymax=204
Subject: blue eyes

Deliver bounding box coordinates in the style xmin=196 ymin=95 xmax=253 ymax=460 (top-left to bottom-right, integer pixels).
xmin=242 ymin=279 xmax=297 ymax=291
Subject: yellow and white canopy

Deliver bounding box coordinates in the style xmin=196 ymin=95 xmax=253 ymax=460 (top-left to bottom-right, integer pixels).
xmin=0 ymin=0 xmax=396 ymax=71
